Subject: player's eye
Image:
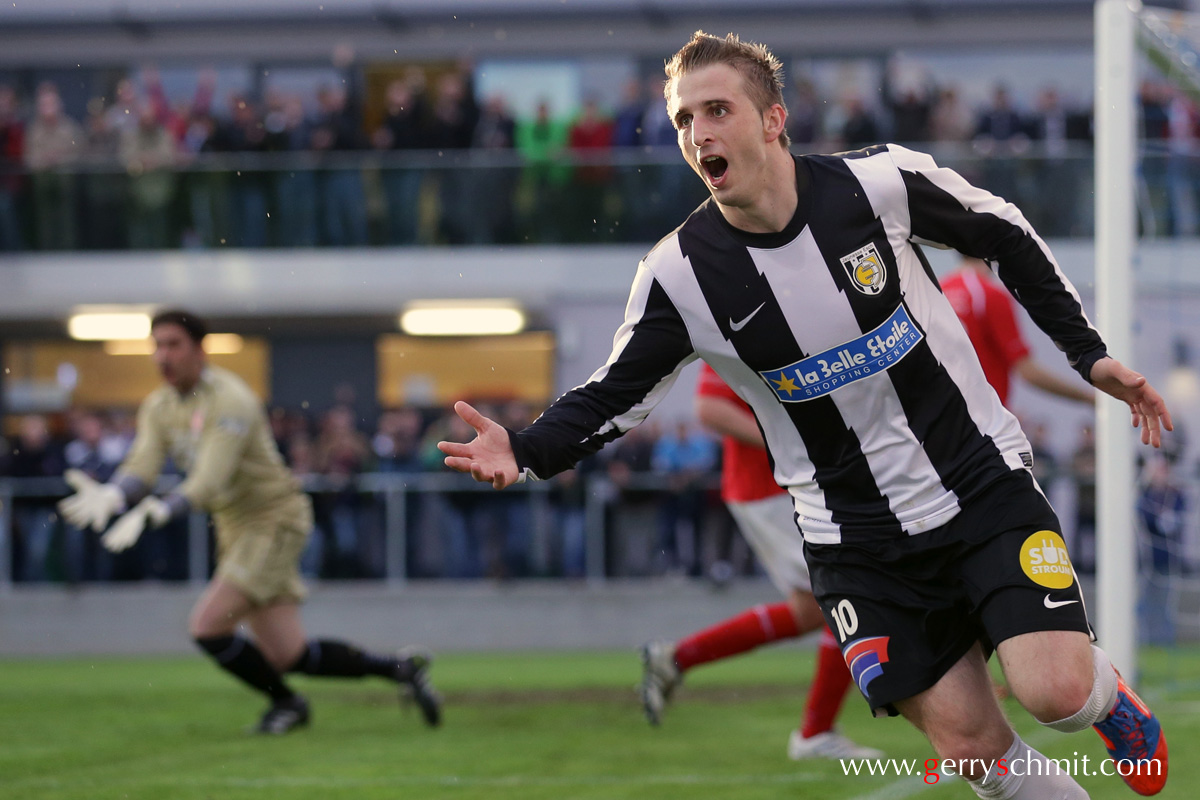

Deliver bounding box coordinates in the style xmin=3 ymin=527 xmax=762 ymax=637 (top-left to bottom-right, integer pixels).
xmin=677 ymin=114 xmax=692 ymax=128
xmin=713 ymin=106 xmax=727 ymax=117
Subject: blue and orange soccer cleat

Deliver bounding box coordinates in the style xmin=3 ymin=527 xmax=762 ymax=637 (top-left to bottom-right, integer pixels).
xmin=1092 ymin=672 xmax=1168 ymax=796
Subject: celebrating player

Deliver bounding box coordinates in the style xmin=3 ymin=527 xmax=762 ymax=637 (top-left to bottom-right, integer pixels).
xmin=60 ymin=309 xmax=441 ymax=734
xmin=440 ymin=32 xmax=1173 ymax=797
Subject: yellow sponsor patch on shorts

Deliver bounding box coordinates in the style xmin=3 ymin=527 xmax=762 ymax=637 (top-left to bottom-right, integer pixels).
xmin=1019 ymin=530 xmax=1075 ymax=589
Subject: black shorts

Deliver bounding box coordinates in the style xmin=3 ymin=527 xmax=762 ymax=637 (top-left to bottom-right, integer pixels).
xmin=804 ymin=469 xmax=1092 ymax=717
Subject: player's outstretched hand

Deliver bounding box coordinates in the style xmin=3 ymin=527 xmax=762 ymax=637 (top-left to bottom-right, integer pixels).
xmin=1089 ymin=357 xmax=1174 ymax=448
xmin=437 ymin=401 xmax=520 ymax=489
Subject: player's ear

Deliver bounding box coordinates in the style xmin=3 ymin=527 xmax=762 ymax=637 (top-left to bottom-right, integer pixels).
xmin=763 ymin=103 xmax=786 ymax=144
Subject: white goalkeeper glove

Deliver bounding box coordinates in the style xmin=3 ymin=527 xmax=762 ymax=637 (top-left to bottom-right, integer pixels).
xmin=58 ymin=469 xmax=126 ymax=531
xmin=101 ymin=497 xmax=171 ymax=553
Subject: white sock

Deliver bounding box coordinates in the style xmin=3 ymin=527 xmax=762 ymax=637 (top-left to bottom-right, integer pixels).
xmin=968 ymin=734 xmax=1088 ymax=800
xmin=1044 ymin=645 xmax=1119 ymax=733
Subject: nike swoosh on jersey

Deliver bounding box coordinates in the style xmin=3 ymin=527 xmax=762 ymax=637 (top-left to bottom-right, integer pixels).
xmin=1044 ymin=594 xmax=1080 ymax=609
xmin=729 ymin=302 xmax=766 ymax=332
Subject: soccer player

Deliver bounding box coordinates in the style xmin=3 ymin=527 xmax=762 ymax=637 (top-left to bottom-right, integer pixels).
xmin=59 ymin=309 xmax=441 ymax=734
xmin=942 ymin=255 xmax=1095 ymax=408
xmin=439 ymin=32 xmax=1173 ymax=798
xmin=640 ymin=363 xmax=882 ymax=761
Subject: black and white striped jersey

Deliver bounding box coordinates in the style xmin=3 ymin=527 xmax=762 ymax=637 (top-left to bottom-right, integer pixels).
xmin=510 ymin=144 xmax=1106 ymax=545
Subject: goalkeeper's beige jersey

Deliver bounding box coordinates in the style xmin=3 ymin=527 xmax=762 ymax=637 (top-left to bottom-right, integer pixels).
xmin=117 ymin=365 xmax=300 ymax=523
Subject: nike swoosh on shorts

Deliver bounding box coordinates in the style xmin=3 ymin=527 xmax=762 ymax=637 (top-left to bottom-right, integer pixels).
xmin=1044 ymin=594 xmax=1080 ymax=609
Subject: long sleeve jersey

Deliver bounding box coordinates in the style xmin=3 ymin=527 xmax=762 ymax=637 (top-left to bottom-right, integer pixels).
xmin=509 ymin=144 xmax=1106 ymax=545
xmin=116 ymin=366 xmax=301 ymax=524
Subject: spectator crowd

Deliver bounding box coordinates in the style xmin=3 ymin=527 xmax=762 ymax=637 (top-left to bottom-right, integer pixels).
xmin=5 ymin=59 xmax=1194 ymax=252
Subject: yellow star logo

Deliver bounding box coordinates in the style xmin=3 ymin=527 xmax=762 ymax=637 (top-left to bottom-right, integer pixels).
xmin=772 ymin=373 xmax=799 ymax=396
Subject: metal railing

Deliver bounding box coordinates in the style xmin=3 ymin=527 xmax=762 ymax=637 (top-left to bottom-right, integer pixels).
xmin=8 ymin=140 xmax=1185 ymax=251
xmin=0 ymin=471 xmax=724 ymax=590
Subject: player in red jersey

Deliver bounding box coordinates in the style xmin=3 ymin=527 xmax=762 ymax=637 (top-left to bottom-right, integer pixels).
xmin=942 ymin=257 xmax=1094 ymax=408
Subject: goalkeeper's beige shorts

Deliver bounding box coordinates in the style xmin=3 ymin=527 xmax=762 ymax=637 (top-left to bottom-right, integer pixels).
xmin=214 ymin=493 xmax=313 ymax=606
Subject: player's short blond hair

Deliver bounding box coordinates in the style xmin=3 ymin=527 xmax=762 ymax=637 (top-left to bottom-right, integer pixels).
xmin=664 ymin=31 xmax=790 ymax=148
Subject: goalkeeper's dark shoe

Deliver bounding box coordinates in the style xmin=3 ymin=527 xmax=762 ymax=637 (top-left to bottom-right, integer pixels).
xmin=1093 ymin=671 xmax=1168 ymax=795
xmin=254 ymin=694 xmax=310 ymax=735
xmin=396 ymin=647 xmax=442 ymax=728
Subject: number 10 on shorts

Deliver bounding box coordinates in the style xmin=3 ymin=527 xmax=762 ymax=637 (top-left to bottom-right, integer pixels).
xmin=830 ymin=598 xmax=858 ymax=642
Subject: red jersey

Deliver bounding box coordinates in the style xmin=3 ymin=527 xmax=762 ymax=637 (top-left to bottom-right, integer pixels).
xmin=695 ymin=363 xmax=786 ymax=503
xmin=940 ymin=267 xmax=1030 ymax=407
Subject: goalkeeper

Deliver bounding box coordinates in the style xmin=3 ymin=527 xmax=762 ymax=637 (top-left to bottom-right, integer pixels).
xmin=59 ymin=308 xmax=441 ymax=735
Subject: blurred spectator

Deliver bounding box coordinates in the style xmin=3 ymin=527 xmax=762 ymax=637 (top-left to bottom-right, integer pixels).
xmin=889 ymin=87 xmax=931 ymax=144
xmin=1024 ymin=419 xmax=1060 ymax=492
xmin=372 ymin=407 xmax=425 ymax=473
xmin=217 ymin=93 xmax=270 ymax=247
xmin=8 ymin=415 xmax=65 ymax=582
xmin=612 ymin=79 xmax=644 ymax=148
xmin=786 ymin=78 xmax=822 ymax=151
xmin=516 ymin=100 xmax=569 ymax=242
xmin=471 ymin=95 xmax=518 ymax=244
xmin=1136 ymin=454 xmax=1185 ymax=645
xmin=120 ymin=102 xmax=177 ymax=248
xmin=567 ymin=97 xmax=615 ymax=240
xmin=974 ymin=84 xmax=1028 ymax=205
xmin=264 ymin=92 xmax=318 ymax=247
xmin=0 ymin=84 xmax=24 ymax=250
xmin=1164 ymin=87 xmax=1198 ymax=237
xmin=428 ymin=69 xmax=479 ymax=244
xmin=837 ymin=94 xmax=880 ymax=150
xmin=1027 ymin=86 xmax=1089 ymax=236
xmin=374 ymin=72 xmax=429 ymax=245
xmin=104 ymin=77 xmax=141 ymax=138
xmin=24 ymin=83 xmax=83 ymax=250
xmin=1140 ymin=80 xmax=1172 ymax=236
xmin=929 ymin=86 xmax=975 ymax=145
xmin=313 ymin=405 xmax=372 ymax=576
xmin=612 ymin=78 xmax=647 ymax=239
xmin=651 ymin=421 xmax=718 ymax=577
xmin=1068 ymin=424 xmax=1097 ymax=575
xmin=604 ymin=421 xmax=659 ymax=575
xmin=312 ymin=84 xmax=368 ymax=246
xmin=81 ymin=97 xmax=128 ymax=250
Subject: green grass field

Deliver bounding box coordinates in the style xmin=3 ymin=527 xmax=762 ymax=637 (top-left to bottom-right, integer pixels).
xmin=2 ymin=647 xmax=1196 ymax=799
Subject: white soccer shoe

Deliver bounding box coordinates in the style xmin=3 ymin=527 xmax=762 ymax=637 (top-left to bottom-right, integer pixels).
xmin=639 ymin=640 xmax=682 ymax=726
xmin=787 ymin=729 xmax=885 ymax=760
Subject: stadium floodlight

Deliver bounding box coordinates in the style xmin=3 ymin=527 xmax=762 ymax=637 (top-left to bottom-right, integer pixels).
xmin=67 ymin=311 xmax=151 ymax=341
xmin=399 ymin=300 xmax=526 ymax=336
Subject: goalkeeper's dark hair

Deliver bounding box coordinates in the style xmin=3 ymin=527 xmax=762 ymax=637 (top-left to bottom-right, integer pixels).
xmin=151 ymin=308 xmax=208 ymax=344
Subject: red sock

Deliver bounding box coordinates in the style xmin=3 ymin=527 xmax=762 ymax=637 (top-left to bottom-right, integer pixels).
xmin=674 ymin=602 xmax=801 ymax=671
xmin=801 ymin=626 xmax=854 ymax=738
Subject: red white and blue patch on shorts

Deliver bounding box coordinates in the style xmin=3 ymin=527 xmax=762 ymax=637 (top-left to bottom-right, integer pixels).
xmin=842 ymin=636 xmax=890 ymax=697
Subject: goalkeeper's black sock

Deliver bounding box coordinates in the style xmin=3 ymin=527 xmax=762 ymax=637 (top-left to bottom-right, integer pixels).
xmin=195 ymin=635 xmax=295 ymax=701
xmin=287 ymin=639 xmax=398 ymax=679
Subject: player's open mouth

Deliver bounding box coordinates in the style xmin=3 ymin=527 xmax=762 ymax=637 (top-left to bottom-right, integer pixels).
xmin=702 ymin=155 xmax=728 ymax=182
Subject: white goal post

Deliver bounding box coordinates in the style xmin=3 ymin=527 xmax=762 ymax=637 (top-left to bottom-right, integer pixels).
xmin=1094 ymin=0 xmax=1139 ymax=680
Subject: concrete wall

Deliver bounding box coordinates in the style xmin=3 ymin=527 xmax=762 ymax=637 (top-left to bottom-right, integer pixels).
xmin=1 ymin=579 xmax=790 ymax=657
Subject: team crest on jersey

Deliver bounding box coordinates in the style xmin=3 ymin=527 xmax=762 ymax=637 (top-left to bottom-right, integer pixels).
xmin=843 ymin=635 xmax=890 ymax=696
xmin=840 ymin=243 xmax=886 ymax=295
